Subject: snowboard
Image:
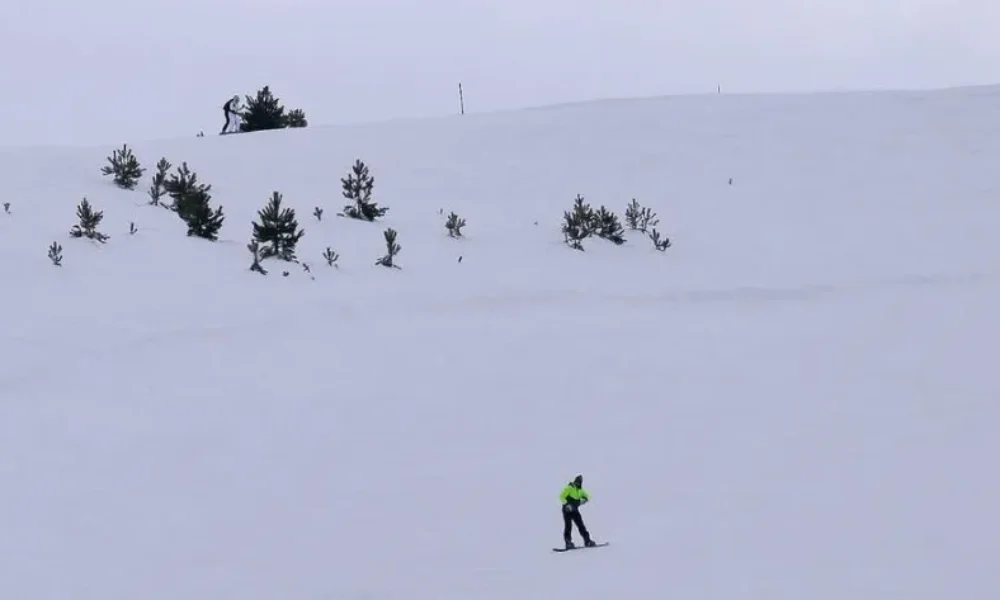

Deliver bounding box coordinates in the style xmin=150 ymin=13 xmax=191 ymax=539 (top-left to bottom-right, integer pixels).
xmin=552 ymin=542 xmax=609 ymax=552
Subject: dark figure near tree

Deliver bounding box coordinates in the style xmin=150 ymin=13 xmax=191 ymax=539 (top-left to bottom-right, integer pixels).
xmin=221 ymin=95 xmax=242 ymax=135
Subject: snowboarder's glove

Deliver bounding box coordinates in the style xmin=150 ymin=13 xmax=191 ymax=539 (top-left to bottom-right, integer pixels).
xmin=562 ymin=503 xmax=573 ymax=513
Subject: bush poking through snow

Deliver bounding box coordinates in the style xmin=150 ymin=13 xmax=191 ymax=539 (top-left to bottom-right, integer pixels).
xmin=445 ymin=211 xmax=466 ymax=237
xmin=164 ymin=162 xmax=205 ymax=213
xmin=561 ymin=195 xmax=595 ymax=250
xmin=48 ymin=242 xmax=62 ymax=266
xmin=322 ymin=247 xmax=339 ymax=267
xmin=163 ymin=162 xmax=225 ymax=240
xmin=148 ymin=158 xmax=171 ymax=206
xmin=375 ymin=228 xmax=401 ymax=269
xmin=624 ymin=198 xmax=659 ymax=233
xmin=69 ymin=198 xmax=109 ymax=243
xmin=181 ymin=187 xmax=225 ymax=241
xmin=301 ymin=262 xmax=315 ymax=280
xmin=285 ymin=109 xmax=308 ymax=128
xmin=3 ymin=202 xmax=9 ymax=214
xmin=592 ymin=206 xmax=626 ymax=245
xmin=129 ymin=222 xmax=137 ymax=235
xmin=247 ymin=240 xmax=267 ymax=275
xmin=313 ymin=207 xmax=323 ymax=221
xmin=101 ymin=144 xmax=145 ymax=190
xmin=649 ymin=228 xmax=671 ymax=251
xmin=561 ymin=194 xmax=628 ymax=249
xmin=251 ymin=191 xmax=305 ymax=261
xmin=341 ymin=159 xmax=388 ymax=221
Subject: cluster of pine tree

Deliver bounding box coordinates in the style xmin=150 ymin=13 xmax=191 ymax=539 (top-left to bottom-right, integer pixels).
xmin=561 ymin=195 xmax=670 ymax=252
xmin=97 ymin=146 xmax=225 ymax=241
xmin=246 ymin=159 xmax=406 ymax=276
xmin=70 ymin=110 xmax=671 ymax=274
xmin=238 ymin=86 xmax=308 ymax=133
xmin=561 ymin=195 xmax=626 ymax=250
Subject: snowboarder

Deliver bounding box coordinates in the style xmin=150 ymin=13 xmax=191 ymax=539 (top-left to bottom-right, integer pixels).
xmin=560 ymin=474 xmax=596 ymax=549
xmin=221 ymin=95 xmax=242 ymax=134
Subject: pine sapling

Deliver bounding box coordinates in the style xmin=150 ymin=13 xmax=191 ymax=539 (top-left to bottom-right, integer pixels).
xmin=375 ymin=228 xmax=401 ymax=269
xmin=182 ymin=188 xmax=225 ymax=241
xmin=3 ymin=202 xmax=9 ymax=214
xmin=284 ymin=109 xmax=308 ymax=128
xmin=340 ymin=159 xmax=388 ymax=221
xmin=69 ymin=198 xmax=109 ymax=243
xmin=162 ymin=162 xmax=224 ymax=240
xmin=322 ymin=247 xmax=339 ymax=267
xmin=624 ymin=198 xmax=641 ymax=229
xmin=561 ymin=194 xmax=594 ymax=250
xmin=251 ymin=191 xmax=305 ymax=261
xmin=148 ymin=158 xmax=171 ymax=206
xmin=624 ymin=198 xmax=659 ymax=233
xmin=649 ymin=228 xmax=671 ymax=251
xmin=300 ymin=262 xmax=315 ymax=280
xmin=445 ymin=211 xmax=466 ymax=237
xmin=593 ymin=206 xmax=626 ymax=245
xmin=164 ymin=162 xmax=208 ymax=216
xmin=313 ymin=207 xmax=323 ymax=221
xmin=48 ymin=241 xmax=63 ymax=266
xmin=101 ymin=144 xmax=145 ymax=190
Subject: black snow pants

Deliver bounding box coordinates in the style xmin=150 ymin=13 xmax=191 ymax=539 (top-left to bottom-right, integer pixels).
xmin=563 ymin=505 xmax=591 ymax=543
xmin=221 ymin=109 xmax=232 ymax=134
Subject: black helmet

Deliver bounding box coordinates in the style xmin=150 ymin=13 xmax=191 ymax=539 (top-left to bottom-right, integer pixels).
xmin=573 ymin=474 xmax=583 ymax=486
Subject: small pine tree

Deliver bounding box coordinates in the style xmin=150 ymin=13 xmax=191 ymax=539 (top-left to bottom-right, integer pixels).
xmin=624 ymin=199 xmax=640 ymax=229
xmin=561 ymin=195 xmax=594 ymax=250
xmin=164 ymin=162 xmax=224 ymax=240
xmin=445 ymin=212 xmax=466 ymax=237
xmin=101 ymin=144 xmax=145 ymax=190
xmin=69 ymin=198 xmax=109 ymax=243
xmin=638 ymin=208 xmax=658 ymax=233
xmin=48 ymin=241 xmax=63 ymax=266
xmin=375 ymin=228 xmax=401 ymax=268
xmin=247 ymin=240 xmax=267 ymax=275
xmin=341 ymin=159 xmax=388 ymax=221
xmin=148 ymin=157 xmax=172 ymax=206
xmin=284 ymin=109 xmax=308 ymax=128
xmin=240 ymin=86 xmax=287 ymax=132
xmin=649 ymin=228 xmax=671 ymax=251
xmin=625 ymin=198 xmax=660 ymax=233
xmin=181 ymin=187 xmax=225 ymax=240
xmin=3 ymin=202 xmax=10 ymax=214
xmin=164 ymin=162 xmax=209 ymax=215
xmin=251 ymin=191 xmax=305 ymax=261
xmin=592 ymin=206 xmax=626 ymax=245
xmin=323 ymin=247 xmax=339 ymax=267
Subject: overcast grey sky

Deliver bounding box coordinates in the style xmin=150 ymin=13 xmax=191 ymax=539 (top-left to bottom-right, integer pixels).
xmin=2 ymin=0 xmax=998 ymax=147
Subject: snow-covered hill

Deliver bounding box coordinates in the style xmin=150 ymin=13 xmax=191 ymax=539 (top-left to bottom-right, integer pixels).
xmin=2 ymin=86 xmax=1000 ymax=599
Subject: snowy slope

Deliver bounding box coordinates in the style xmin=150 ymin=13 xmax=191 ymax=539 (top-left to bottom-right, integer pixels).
xmin=2 ymin=86 xmax=1000 ymax=599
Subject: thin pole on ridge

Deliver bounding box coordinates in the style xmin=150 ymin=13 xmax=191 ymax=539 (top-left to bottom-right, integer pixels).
xmin=458 ymin=82 xmax=465 ymax=115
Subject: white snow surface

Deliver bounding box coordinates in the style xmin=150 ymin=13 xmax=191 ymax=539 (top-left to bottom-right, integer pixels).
xmin=2 ymin=86 xmax=1000 ymax=599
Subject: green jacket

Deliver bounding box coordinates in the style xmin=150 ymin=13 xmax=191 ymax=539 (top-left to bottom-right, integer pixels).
xmin=559 ymin=482 xmax=590 ymax=507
